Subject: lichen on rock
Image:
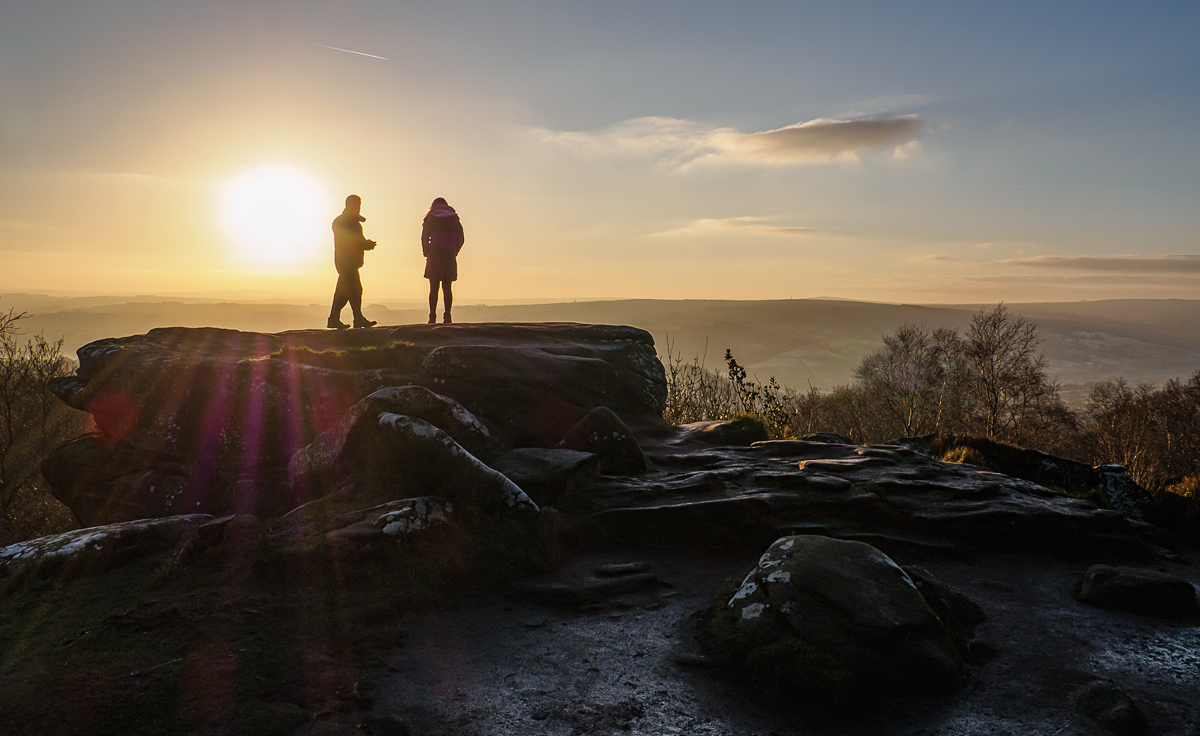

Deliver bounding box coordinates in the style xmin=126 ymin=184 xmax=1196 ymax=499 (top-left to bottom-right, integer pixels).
xmin=701 ymin=535 xmax=972 ymax=704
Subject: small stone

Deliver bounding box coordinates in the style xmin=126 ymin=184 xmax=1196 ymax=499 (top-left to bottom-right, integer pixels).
xmin=1074 ymin=564 xmax=1200 ymax=618
xmin=1070 ymin=679 xmax=1144 ymax=736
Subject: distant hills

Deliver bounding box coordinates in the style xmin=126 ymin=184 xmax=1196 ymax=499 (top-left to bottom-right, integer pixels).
xmin=5 ymin=293 xmax=1199 ymax=406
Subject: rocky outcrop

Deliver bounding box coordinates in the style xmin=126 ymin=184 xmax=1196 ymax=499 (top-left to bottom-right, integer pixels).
xmin=44 ymin=325 xmax=662 ymax=525
xmin=9 ymin=321 xmax=1200 ymax=733
xmin=704 ymin=536 xmax=970 ymax=702
xmin=576 ymin=438 xmax=1146 ymax=556
xmin=42 ymin=325 xmax=1155 ymax=563
xmin=890 ymin=433 xmax=1156 ymax=521
xmin=48 ymin=324 xmax=663 ymax=464
xmin=1073 ymin=564 xmax=1200 ymax=618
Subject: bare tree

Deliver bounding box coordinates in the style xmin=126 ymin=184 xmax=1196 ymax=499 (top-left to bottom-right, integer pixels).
xmin=854 ymin=323 xmax=968 ymax=437
xmin=1084 ymin=371 xmax=1200 ymax=489
xmin=0 ymin=308 xmax=80 ymax=509
xmin=963 ymin=303 xmax=1064 ymax=442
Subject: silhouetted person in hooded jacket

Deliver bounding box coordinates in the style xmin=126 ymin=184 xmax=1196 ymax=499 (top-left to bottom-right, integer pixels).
xmin=422 ymin=197 xmax=463 ymax=324
xmin=328 ymin=194 xmax=377 ymax=329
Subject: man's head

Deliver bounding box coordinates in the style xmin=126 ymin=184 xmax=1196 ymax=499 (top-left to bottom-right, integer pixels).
xmin=345 ymin=194 xmax=362 ymax=214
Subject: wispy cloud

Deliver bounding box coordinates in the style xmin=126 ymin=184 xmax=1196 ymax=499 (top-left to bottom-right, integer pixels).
xmin=651 ymin=217 xmax=818 ymax=238
xmin=907 ymin=253 xmax=1200 ymax=275
xmin=536 ymin=114 xmax=925 ymax=168
xmin=997 ymin=255 xmax=1200 ymax=273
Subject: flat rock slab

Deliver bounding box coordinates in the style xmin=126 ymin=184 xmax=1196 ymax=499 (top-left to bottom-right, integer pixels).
xmin=569 ymin=438 xmax=1146 ymax=556
xmin=0 ymin=515 xmax=212 ymax=581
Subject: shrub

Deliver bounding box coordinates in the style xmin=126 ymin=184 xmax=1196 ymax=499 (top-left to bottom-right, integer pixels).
xmin=939 ymin=446 xmax=990 ymax=468
xmin=1166 ymin=476 xmax=1199 ymax=499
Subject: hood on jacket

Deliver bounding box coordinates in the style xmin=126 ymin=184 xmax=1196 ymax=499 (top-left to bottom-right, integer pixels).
xmin=425 ymin=204 xmax=457 ymax=219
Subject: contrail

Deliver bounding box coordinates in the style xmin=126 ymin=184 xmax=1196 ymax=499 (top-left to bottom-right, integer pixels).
xmin=312 ymin=43 xmax=387 ymax=60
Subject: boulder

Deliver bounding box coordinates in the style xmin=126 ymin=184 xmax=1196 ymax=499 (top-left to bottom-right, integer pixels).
xmin=0 ymin=514 xmax=211 ymax=582
xmin=1070 ymin=679 xmax=1145 ymax=736
xmin=289 ymin=409 xmax=537 ymax=517
xmin=41 ymin=433 xmax=285 ymax=527
xmin=47 ymin=324 xmax=667 ymax=495
xmin=1073 ymin=564 xmax=1199 ymax=617
xmin=488 ymin=448 xmax=601 ymax=507
xmin=678 ymin=417 xmax=768 ymax=446
xmin=1091 ymin=466 xmax=1155 ymax=522
xmin=557 ymin=406 xmax=650 ymax=474
xmin=704 ymin=536 xmax=964 ymax=702
xmin=352 ymin=386 xmax=505 ymax=461
xmin=901 ymin=565 xmax=987 ymax=628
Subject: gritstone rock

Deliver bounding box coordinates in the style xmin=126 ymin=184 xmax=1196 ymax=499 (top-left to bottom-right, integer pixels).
xmin=1074 ymin=564 xmax=1200 ymax=618
xmin=45 ymin=324 xmax=666 ymax=517
xmin=677 ymin=418 xmax=769 ymax=446
xmin=0 ymin=514 xmax=211 ymax=582
xmin=488 ymin=448 xmax=601 ymax=507
xmin=1070 ymin=679 xmax=1145 ymax=736
xmin=1091 ymin=466 xmax=1155 ymax=522
xmin=557 ymin=406 xmax=650 ymax=474
xmin=290 ymin=408 xmax=536 ymax=516
xmin=705 ymin=535 xmax=966 ymax=702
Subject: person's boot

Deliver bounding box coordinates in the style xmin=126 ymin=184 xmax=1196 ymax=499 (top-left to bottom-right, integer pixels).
xmin=427 ymin=312 xmax=436 ymax=325
xmin=353 ymin=315 xmax=377 ymax=328
xmin=327 ymin=316 xmax=350 ymax=329
xmin=443 ymin=311 xmax=452 ymax=324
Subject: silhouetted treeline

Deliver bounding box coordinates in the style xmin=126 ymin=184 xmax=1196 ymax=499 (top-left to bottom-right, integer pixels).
xmin=662 ymin=304 xmax=1200 ymax=500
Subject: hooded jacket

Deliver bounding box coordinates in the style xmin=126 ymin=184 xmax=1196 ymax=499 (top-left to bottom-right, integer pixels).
xmin=421 ymin=204 xmax=464 ymax=257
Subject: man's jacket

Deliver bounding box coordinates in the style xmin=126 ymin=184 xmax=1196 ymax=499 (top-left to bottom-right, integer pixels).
xmin=333 ymin=211 xmax=370 ymax=272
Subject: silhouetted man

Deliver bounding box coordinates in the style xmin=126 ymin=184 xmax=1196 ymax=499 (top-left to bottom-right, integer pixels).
xmin=328 ymin=194 xmax=377 ymax=329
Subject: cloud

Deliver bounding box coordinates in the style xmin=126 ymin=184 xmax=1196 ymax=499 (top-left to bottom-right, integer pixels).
xmin=997 ymin=255 xmax=1200 ymax=273
xmin=536 ymin=114 xmax=925 ymax=167
xmin=651 ymin=217 xmax=817 ymax=238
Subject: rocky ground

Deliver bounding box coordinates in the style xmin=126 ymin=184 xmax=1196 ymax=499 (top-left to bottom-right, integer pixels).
xmin=364 ymin=547 xmax=1200 ymax=736
xmin=2 ymin=324 xmax=1197 ymax=736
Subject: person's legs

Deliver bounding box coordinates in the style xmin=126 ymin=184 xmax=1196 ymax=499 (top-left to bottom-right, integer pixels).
xmin=348 ymin=270 xmax=363 ymax=318
xmin=427 ymin=279 xmax=439 ymax=323
xmin=442 ymin=281 xmax=453 ymax=322
xmin=348 ymin=270 xmax=375 ymax=327
xmin=328 ymin=272 xmax=351 ymax=327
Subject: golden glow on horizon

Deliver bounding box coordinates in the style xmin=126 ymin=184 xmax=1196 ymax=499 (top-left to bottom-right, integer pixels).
xmin=218 ymin=166 xmax=330 ymax=269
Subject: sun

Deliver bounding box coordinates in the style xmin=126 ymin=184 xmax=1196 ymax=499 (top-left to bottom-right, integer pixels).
xmin=219 ymin=165 xmax=330 ymax=268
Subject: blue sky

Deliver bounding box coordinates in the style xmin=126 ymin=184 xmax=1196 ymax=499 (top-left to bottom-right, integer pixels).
xmin=1 ymin=0 xmax=1197 ymax=301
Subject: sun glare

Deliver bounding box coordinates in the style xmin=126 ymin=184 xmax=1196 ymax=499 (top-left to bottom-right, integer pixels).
xmin=219 ymin=166 xmax=330 ymax=268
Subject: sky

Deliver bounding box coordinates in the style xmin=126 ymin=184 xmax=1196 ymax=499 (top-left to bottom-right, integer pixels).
xmin=1 ymin=0 xmax=1198 ymax=303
